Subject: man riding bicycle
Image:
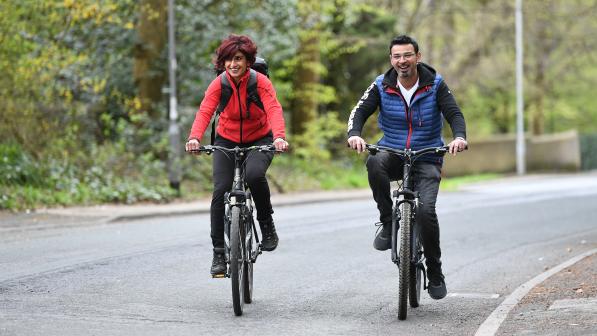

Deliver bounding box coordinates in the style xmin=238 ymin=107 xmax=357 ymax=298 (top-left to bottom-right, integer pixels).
xmin=347 ymin=35 xmax=467 ymax=300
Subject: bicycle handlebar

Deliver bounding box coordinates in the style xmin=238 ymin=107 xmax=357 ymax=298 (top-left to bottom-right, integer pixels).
xmin=188 ymin=144 xmax=280 ymax=155
xmin=365 ymin=144 xmax=449 ymax=159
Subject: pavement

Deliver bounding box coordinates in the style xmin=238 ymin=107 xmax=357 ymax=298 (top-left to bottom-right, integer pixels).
xmin=1 ymin=188 xmax=595 ymax=336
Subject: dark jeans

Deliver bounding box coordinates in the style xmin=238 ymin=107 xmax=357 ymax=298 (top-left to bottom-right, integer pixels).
xmin=366 ymin=152 xmax=443 ymax=271
xmin=210 ymin=134 xmax=274 ymax=248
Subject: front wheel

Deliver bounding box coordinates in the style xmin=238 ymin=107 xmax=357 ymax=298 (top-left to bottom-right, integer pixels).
xmin=409 ymin=225 xmax=423 ymax=308
xmin=398 ymin=202 xmax=412 ymax=320
xmin=230 ymin=206 xmax=245 ymax=316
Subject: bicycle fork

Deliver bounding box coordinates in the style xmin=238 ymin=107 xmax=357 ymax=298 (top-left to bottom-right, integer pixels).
xmin=391 ymin=189 xmax=427 ymax=289
xmin=245 ymin=191 xmax=263 ymax=263
xmin=222 ymin=192 xmax=246 ymax=278
xmin=224 ymin=191 xmax=262 ymax=264
xmin=391 ymin=189 xmax=417 ymax=264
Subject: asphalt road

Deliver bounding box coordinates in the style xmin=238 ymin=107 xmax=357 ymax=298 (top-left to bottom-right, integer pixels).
xmin=1 ymin=173 xmax=596 ymax=335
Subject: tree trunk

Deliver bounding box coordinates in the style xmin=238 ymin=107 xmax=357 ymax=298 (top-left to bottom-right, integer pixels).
xmin=532 ymin=66 xmax=546 ymax=135
xmin=291 ymin=0 xmax=321 ymax=135
xmin=291 ymin=34 xmax=320 ymax=135
xmin=133 ymin=0 xmax=168 ymax=120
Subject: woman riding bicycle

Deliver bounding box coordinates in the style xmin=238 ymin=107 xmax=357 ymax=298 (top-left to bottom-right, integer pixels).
xmin=185 ymin=34 xmax=289 ymax=276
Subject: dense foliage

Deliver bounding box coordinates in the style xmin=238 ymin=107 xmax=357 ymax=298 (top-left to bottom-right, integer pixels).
xmin=1 ymin=0 xmax=596 ymax=210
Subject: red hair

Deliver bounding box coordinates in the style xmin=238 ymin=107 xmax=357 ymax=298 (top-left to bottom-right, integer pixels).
xmin=213 ymin=34 xmax=257 ymax=74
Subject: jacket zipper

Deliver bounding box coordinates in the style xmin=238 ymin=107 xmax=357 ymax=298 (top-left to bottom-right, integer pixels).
xmin=235 ymin=82 xmax=244 ymax=144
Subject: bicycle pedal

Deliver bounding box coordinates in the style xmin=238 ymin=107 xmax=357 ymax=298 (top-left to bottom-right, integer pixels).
xmin=212 ymin=273 xmax=227 ymax=279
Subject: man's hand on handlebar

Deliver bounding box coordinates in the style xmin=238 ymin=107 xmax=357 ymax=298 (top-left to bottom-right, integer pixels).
xmin=447 ymin=137 xmax=468 ymax=156
xmin=347 ymin=136 xmax=367 ymax=154
xmin=185 ymin=139 xmax=201 ymax=155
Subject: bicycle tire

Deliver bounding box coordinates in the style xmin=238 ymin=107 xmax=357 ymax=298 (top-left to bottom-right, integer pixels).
xmin=398 ymin=202 xmax=411 ymax=320
xmin=243 ymin=210 xmax=254 ymax=304
xmin=409 ymin=226 xmax=423 ymax=308
xmin=230 ymin=206 xmax=245 ymax=316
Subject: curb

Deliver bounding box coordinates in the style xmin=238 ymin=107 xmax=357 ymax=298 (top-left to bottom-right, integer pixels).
xmin=474 ymin=248 xmax=597 ymax=336
xmin=109 ymin=189 xmax=372 ymax=222
xmin=36 ymin=189 xmax=372 ymax=223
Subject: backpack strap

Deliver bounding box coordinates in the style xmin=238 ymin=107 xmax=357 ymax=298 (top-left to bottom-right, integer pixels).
xmin=211 ymin=73 xmax=233 ymax=144
xmin=216 ymin=73 xmax=233 ymax=115
xmin=245 ymin=69 xmax=264 ymax=119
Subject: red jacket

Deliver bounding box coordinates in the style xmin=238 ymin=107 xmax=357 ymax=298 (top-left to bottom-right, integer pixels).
xmin=188 ymin=70 xmax=286 ymax=144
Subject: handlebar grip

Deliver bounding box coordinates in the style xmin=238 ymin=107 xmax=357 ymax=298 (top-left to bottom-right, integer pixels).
xmin=188 ymin=145 xmax=214 ymax=154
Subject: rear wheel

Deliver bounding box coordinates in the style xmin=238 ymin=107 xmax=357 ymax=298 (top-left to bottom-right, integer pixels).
xmin=398 ymin=202 xmax=411 ymax=320
xmin=243 ymin=210 xmax=254 ymax=303
xmin=230 ymin=206 xmax=245 ymax=316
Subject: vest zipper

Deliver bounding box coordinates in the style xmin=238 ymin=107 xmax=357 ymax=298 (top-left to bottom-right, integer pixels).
xmin=398 ymin=93 xmax=413 ymax=149
xmin=407 ymin=86 xmax=431 ymax=146
xmin=412 ymin=86 xmax=429 ymax=128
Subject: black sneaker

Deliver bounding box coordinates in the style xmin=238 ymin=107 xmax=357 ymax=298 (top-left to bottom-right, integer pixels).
xmin=259 ymin=218 xmax=279 ymax=251
xmin=210 ymin=248 xmax=227 ymax=275
xmin=373 ymin=222 xmax=391 ymax=251
xmin=427 ymin=270 xmax=447 ymax=300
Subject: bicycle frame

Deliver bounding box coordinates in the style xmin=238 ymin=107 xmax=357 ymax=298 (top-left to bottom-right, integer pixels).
xmin=390 ymin=150 xmax=419 ymax=265
xmin=366 ymin=144 xmax=448 ymax=319
xmin=223 ymin=147 xmax=262 ymax=266
xmin=367 ymin=145 xmax=447 ymax=260
xmin=197 ymin=145 xmax=276 ymax=268
xmin=193 ymin=144 xmax=278 ymax=316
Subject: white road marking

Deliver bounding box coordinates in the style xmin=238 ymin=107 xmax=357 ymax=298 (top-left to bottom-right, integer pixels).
xmin=549 ymin=298 xmax=597 ymax=312
xmin=448 ymin=292 xmax=500 ymax=299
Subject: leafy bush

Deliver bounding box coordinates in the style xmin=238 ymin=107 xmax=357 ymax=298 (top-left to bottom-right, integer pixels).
xmin=0 ymin=142 xmax=178 ymax=210
xmin=0 ymin=143 xmax=46 ymax=187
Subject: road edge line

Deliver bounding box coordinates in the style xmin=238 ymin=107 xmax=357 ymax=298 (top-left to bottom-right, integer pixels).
xmin=474 ymin=247 xmax=597 ymax=336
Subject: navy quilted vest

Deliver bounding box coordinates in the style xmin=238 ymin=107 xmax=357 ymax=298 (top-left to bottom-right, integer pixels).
xmin=375 ymin=74 xmax=444 ymax=162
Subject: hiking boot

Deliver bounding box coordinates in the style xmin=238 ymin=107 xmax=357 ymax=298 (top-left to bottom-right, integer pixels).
xmin=373 ymin=222 xmax=392 ymax=251
xmin=259 ymin=218 xmax=279 ymax=251
xmin=427 ymin=268 xmax=447 ymax=300
xmin=210 ymin=248 xmax=227 ymax=275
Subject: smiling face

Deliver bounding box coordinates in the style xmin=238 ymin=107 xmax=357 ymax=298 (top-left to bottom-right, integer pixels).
xmin=390 ymin=43 xmax=421 ymax=81
xmin=224 ymin=51 xmax=249 ymax=84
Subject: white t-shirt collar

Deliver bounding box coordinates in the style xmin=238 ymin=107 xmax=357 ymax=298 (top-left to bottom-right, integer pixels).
xmin=397 ymin=78 xmax=419 ymax=107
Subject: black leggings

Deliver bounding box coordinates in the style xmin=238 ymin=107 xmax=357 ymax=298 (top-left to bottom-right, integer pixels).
xmin=210 ymin=134 xmax=274 ymax=248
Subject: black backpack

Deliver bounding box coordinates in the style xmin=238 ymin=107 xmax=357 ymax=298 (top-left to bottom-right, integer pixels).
xmin=211 ymin=57 xmax=269 ymax=144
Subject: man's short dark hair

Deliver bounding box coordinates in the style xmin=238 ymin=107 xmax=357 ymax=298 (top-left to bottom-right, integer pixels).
xmin=389 ymin=35 xmax=419 ymax=54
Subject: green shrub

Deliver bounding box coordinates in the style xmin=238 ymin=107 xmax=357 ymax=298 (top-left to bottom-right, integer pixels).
xmin=0 ymin=143 xmax=46 ymax=187
xmin=0 ymin=141 xmax=179 ymax=210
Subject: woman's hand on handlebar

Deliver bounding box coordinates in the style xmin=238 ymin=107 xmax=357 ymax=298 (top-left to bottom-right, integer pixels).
xmin=273 ymin=138 xmax=289 ymax=152
xmin=347 ymin=136 xmax=367 ymax=153
xmin=185 ymin=139 xmax=201 ymax=155
xmin=447 ymin=137 xmax=468 ymax=156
